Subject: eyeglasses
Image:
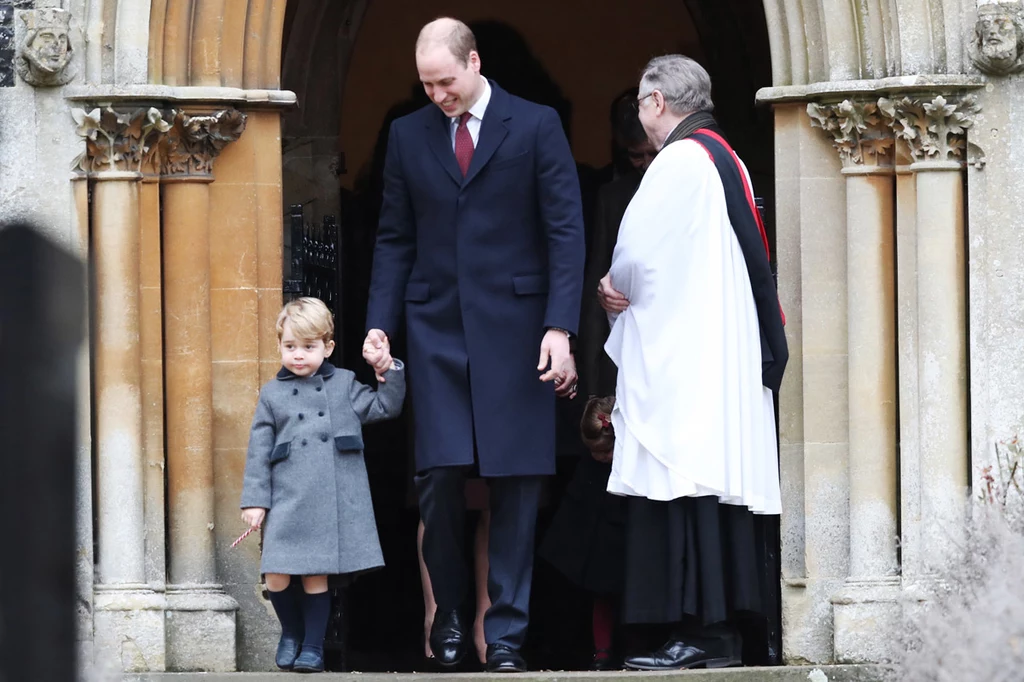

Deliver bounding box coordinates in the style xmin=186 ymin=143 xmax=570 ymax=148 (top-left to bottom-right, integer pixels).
xmin=632 ymin=92 xmax=654 ymax=112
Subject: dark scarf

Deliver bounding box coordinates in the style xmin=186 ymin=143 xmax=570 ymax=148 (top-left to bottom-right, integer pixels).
xmin=662 ymin=110 xmax=718 ymax=147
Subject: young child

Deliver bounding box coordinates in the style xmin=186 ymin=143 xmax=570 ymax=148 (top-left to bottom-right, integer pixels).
xmin=539 ymin=396 xmax=625 ymax=670
xmin=240 ymin=297 xmax=404 ymax=673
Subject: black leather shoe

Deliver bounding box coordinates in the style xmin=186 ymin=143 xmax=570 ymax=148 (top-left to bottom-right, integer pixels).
xmin=623 ymin=636 xmax=741 ymax=670
xmin=293 ymin=647 xmax=325 ymax=673
xmin=486 ymin=644 xmax=527 ymax=673
xmin=429 ymin=610 xmax=468 ymax=668
xmin=591 ymin=648 xmax=619 ymax=671
xmin=275 ymin=635 xmax=302 ymax=670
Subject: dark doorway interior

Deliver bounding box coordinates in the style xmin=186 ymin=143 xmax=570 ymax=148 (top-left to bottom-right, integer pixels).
xmin=280 ymin=0 xmax=778 ymax=672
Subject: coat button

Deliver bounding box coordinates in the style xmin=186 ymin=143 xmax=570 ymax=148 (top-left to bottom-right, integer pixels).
xmin=292 ymin=388 xmax=298 ymax=396
xmin=301 ymin=439 xmax=308 ymax=446
xmin=316 ymin=386 xmax=322 ymax=392
xmin=320 ymin=434 xmax=329 ymax=443
xmin=318 ymin=411 xmax=324 ymax=417
xmin=298 ymin=413 xmax=304 ymax=420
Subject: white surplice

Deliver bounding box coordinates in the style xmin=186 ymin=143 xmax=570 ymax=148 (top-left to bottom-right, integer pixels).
xmin=604 ymin=138 xmax=781 ymax=515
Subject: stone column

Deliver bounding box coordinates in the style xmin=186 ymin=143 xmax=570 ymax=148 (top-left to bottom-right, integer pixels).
xmin=140 ymin=151 xmax=167 ymax=590
xmin=72 ymin=171 xmax=95 ymax=670
xmin=808 ymin=100 xmax=900 ymax=663
xmin=73 ymin=106 xmax=171 ymax=673
xmin=893 ymin=140 xmax=924 ymax=580
xmin=773 ymin=102 xmax=850 ymax=666
xmin=882 ymin=94 xmax=978 ymax=575
xmin=160 ymin=108 xmax=247 ymax=672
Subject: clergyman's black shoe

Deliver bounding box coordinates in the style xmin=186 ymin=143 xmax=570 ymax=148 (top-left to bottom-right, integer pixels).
xmin=485 ymin=644 xmax=527 ymax=673
xmin=623 ymin=636 xmax=741 ymax=670
xmin=429 ymin=609 xmax=468 ymax=668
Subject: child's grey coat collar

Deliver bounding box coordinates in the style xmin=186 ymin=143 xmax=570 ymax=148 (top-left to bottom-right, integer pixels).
xmin=275 ymin=361 xmax=337 ymax=381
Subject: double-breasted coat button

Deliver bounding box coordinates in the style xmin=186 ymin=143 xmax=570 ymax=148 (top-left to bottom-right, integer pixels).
xmin=292 ymin=388 xmax=298 ymax=396
xmin=318 ymin=411 xmax=324 ymax=417
xmin=298 ymin=414 xmax=304 ymax=420
xmin=316 ymin=386 xmax=322 ymax=392
xmin=320 ymin=434 xmax=329 ymax=443
xmin=301 ymin=439 xmax=308 ymax=446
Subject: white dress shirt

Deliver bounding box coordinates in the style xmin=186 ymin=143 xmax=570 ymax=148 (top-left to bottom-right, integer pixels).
xmin=450 ymin=77 xmax=492 ymax=150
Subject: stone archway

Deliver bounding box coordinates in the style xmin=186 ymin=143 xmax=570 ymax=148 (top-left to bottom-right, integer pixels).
xmin=65 ymin=0 xmax=994 ymax=672
xmin=272 ymin=0 xmax=780 ymax=671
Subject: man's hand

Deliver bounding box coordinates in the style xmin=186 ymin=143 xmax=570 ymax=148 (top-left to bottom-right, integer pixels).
xmin=598 ymin=273 xmax=629 ymax=314
xmin=538 ymin=329 xmax=578 ymax=399
xmin=241 ymin=507 xmax=266 ymax=530
xmin=363 ymin=329 xmax=392 ymax=382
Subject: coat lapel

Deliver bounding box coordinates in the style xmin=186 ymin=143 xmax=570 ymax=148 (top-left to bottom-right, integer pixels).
xmin=425 ymin=109 xmax=463 ymax=186
xmin=463 ymin=82 xmax=510 ymax=187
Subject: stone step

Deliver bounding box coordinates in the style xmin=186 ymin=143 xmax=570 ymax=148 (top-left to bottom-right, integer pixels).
xmin=125 ymin=665 xmax=885 ymax=682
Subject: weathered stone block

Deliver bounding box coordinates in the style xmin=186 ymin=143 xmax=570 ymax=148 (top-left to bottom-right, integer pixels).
xmin=831 ymin=578 xmax=901 ymax=664
xmin=92 ymin=587 xmax=167 ymax=673
xmin=165 ymin=588 xmax=239 ymax=671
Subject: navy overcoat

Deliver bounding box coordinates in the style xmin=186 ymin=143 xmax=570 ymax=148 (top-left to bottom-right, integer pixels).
xmin=366 ymin=81 xmax=585 ymax=477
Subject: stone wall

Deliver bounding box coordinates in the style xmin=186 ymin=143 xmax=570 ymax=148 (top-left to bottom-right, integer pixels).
xmin=0 ymin=0 xmax=95 ymax=671
xmin=7 ymin=0 xmax=1024 ymax=674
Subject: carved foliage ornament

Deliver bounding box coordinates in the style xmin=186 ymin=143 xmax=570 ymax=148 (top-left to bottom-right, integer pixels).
xmin=877 ymin=95 xmax=981 ymax=162
xmin=807 ymin=100 xmax=895 ymax=168
xmin=162 ymin=109 xmax=248 ymax=178
xmin=969 ymin=3 xmax=1024 ymax=76
xmin=16 ymin=8 xmax=75 ymax=87
xmin=72 ymin=107 xmax=172 ymax=175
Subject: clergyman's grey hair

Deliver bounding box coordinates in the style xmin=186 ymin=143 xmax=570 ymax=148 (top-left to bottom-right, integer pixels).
xmin=639 ymin=55 xmax=714 ymax=115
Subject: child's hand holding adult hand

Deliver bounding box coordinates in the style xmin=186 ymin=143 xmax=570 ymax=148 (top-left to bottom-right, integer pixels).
xmin=363 ymin=330 xmax=393 ymax=382
xmin=241 ymin=507 xmax=266 ymax=530
xmin=591 ymin=449 xmax=612 ymax=464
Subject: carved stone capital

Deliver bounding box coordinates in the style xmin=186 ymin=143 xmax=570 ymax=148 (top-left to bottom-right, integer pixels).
xmin=807 ymin=99 xmax=895 ymax=169
xmin=71 ymin=107 xmax=173 ymax=176
xmin=15 ymin=8 xmax=76 ymax=87
xmin=969 ymin=3 xmax=1024 ymax=76
xmin=161 ymin=109 xmax=248 ymax=180
xmin=878 ymin=95 xmax=981 ymax=164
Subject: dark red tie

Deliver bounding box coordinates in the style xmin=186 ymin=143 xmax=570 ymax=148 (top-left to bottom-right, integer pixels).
xmin=455 ymin=112 xmax=474 ymax=177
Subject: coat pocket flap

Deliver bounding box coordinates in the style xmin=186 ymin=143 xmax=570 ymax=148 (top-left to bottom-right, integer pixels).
xmin=335 ymin=434 xmax=364 ymax=452
xmin=405 ymin=281 xmax=430 ymax=302
xmin=490 ymin=150 xmax=530 ymax=169
xmin=270 ymin=440 xmax=291 ymax=464
xmin=512 ymin=274 xmax=548 ymax=296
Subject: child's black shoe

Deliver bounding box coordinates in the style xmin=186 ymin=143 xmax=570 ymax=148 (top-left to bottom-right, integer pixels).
xmin=268 ymin=581 xmax=306 ymax=670
xmin=293 ymin=647 xmax=325 ymax=673
xmin=275 ymin=635 xmax=302 ymax=670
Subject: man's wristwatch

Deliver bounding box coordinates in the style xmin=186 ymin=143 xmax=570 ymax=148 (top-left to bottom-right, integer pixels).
xmin=546 ymin=326 xmax=578 ymax=354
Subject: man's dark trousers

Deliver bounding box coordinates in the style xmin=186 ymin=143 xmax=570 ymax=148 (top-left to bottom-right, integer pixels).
xmin=416 ymin=466 xmax=543 ymax=649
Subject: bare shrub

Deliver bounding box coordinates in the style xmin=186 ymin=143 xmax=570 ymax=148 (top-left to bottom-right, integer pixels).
xmin=889 ymin=437 xmax=1024 ymax=682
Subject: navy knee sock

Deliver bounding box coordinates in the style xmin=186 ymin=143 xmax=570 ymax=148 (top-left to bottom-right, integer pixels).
xmin=267 ymin=580 xmax=304 ymax=640
xmin=301 ymin=591 xmax=332 ymax=656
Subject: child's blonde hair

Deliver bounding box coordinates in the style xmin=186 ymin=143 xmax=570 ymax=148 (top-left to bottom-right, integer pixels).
xmin=276 ymin=297 xmax=334 ymax=343
xmin=580 ymin=396 xmax=615 ymax=455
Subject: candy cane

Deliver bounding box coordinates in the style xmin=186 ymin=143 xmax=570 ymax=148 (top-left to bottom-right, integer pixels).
xmin=231 ymin=526 xmax=257 ymax=548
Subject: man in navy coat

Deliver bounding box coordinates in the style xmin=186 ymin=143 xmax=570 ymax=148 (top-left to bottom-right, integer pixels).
xmin=364 ymin=17 xmax=585 ymax=673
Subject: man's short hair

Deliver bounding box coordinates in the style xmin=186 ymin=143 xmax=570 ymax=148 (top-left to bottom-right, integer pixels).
xmin=417 ymin=17 xmax=478 ymax=67
xmin=639 ymin=55 xmax=714 ymax=115
xmin=610 ymin=87 xmax=648 ymax=148
xmin=276 ymin=297 xmax=334 ymax=343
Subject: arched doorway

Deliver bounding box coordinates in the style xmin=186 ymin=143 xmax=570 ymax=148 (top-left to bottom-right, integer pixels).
xmin=276 ymin=0 xmax=777 ymax=672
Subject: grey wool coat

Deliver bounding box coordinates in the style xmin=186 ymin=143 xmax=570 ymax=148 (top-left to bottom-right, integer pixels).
xmin=240 ymin=360 xmax=405 ymax=575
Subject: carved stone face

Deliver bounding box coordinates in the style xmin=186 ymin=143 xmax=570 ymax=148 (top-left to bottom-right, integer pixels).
xmin=978 ymin=12 xmax=1018 ymax=66
xmin=25 ymin=25 xmax=71 ymax=75
xmin=15 ymin=9 xmax=75 ymax=86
